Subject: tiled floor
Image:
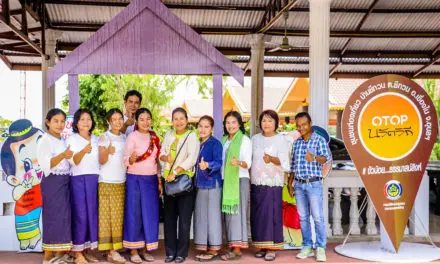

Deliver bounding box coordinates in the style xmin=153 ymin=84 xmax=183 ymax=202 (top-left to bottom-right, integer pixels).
xmin=1 ymin=241 xmax=440 ymax=264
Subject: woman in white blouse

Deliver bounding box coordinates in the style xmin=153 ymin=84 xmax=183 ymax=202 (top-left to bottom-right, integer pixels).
xmin=66 ymin=109 xmax=100 ymax=264
xmin=38 ymin=108 xmax=73 ymax=264
xmin=220 ymin=111 xmax=252 ymax=261
xmin=97 ymin=108 xmax=127 ymax=264
xmin=250 ymin=110 xmax=290 ymax=261
xmin=159 ymin=107 xmax=200 ymax=264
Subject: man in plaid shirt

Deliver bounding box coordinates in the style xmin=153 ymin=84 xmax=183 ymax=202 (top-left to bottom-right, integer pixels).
xmin=288 ymin=112 xmax=331 ymax=262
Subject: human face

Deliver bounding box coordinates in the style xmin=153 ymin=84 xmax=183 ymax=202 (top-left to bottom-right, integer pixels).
xmin=78 ymin=112 xmax=93 ymax=134
xmin=124 ymin=95 xmax=141 ymax=118
xmin=225 ymin=115 xmax=240 ymax=136
xmin=198 ymin=119 xmax=213 ymax=141
xmin=295 ymin=116 xmax=312 ymax=137
xmin=137 ymin=112 xmax=152 ymax=132
xmin=261 ymin=115 xmax=276 ymax=134
xmin=108 ymin=113 xmax=123 ymax=133
xmin=46 ymin=114 xmax=65 ymax=135
xmin=173 ymin=112 xmax=188 ymax=133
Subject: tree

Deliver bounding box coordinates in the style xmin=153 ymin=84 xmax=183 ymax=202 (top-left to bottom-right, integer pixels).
xmin=63 ymin=74 xmax=207 ymax=137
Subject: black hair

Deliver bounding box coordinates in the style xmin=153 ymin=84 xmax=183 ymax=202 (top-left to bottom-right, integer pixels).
xmin=259 ymin=109 xmax=279 ymax=131
xmin=124 ymin=90 xmax=142 ymax=103
xmin=106 ymin=108 xmax=123 ymax=122
xmin=223 ymin=111 xmax=246 ymax=135
xmin=72 ymin=108 xmax=96 ymax=134
xmin=172 ymin=107 xmax=188 ymax=120
xmin=135 ymin=107 xmax=152 ymax=121
xmin=45 ymin=108 xmax=66 ymax=130
xmin=294 ymin=112 xmax=312 ymax=123
xmin=198 ymin=115 xmax=214 ymax=128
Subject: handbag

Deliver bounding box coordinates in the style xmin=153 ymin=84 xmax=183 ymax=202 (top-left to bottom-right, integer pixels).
xmin=164 ymin=132 xmax=194 ymax=196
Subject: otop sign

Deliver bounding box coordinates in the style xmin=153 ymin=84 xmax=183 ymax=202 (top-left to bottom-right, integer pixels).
xmin=342 ymin=74 xmax=438 ymax=252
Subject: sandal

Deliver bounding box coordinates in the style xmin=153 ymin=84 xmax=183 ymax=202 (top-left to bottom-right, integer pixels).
xmin=221 ymin=251 xmax=241 ymax=261
xmin=142 ymin=252 xmax=155 ymax=262
xmin=107 ymin=252 xmax=126 ymax=264
xmin=255 ymin=250 xmax=267 ymax=258
xmin=74 ymin=254 xmax=88 ymax=264
xmin=130 ymin=254 xmax=143 ymax=264
xmin=264 ymin=251 xmax=276 ymax=261
xmin=83 ymin=252 xmax=99 ymax=263
xmin=195 ymin=252 xmax=219 ymax=262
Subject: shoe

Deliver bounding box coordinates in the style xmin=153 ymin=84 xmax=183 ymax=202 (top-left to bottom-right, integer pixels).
xmin=296 ymin=247 xmax=314 ymax=259
xmin=316 ymin=247 xmax=327 ymax=262
xmin=165 ymin=256 xmax=175 ymax=263
xmin=175 ymin=256 xmax=185 ymax=263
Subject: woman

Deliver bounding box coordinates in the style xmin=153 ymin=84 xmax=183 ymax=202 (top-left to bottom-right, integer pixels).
xmin=193 ymin=116 xmax=223 ymax=262
xmin=250 ymin=110 xmax=290 ymax=261
xmin=38 ymin=108 xmax=73 ymax=264
xmin=67 ymin=109 xmax=100 ymax=264
xmin=220 ymin=111 xmax=252 ymax=261
xmin=123 ymin=108 xmax=162 ymax=263
xmin=160 ymin=107 xmax=200 ymax=263
xmin=97 ymin=108 xmax=127 ymax=264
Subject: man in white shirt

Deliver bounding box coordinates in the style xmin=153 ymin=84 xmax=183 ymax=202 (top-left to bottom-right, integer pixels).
xmin=120 ymin=90 xmax=142 ymax=135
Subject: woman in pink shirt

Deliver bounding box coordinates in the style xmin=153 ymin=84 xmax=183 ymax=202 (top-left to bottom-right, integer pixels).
xmin=123 ymin=108 xmax=162 ymax=263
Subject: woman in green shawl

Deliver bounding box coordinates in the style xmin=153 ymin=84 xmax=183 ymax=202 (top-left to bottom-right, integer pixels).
xmin=220 ymin=111 xmax=252 ymax=261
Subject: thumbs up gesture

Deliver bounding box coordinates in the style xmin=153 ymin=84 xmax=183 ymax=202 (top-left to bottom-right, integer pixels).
xmin=108 ymin=141 xmax=115 ymax=155
xmin=82 ymin=142 xmax=92 ymax=154
xmin=305 ymin=149 xmax=315 ymax=162
xmin=199 ymin=157 xmax=209 ymax=170
xmin=230 ymin=156 xmax=240 ymax=167
xmin=129 ymin=151 xmax=137 ymax=165
xmin=63 ymin=145 xmax=73 ymax=159
xmin=263 ymin=152 xmax=271 ymax=164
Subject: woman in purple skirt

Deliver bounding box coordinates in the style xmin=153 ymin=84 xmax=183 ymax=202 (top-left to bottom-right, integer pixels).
xmin=67 ymin=109 xmax=100 ymax=264
xmin=38 ymin=108 xmax=73 ymax=264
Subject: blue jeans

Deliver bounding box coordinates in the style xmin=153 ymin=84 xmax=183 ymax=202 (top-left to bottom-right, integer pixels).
xmin=294 ymin=180 xmax=326 ymax=248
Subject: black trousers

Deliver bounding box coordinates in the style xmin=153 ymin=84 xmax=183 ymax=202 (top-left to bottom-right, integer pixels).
xmin=163 ymin=190 xmax=196 ymax=257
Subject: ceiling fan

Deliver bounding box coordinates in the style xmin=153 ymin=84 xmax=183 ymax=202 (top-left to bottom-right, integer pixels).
xmin=265 ymin=11 xmax=308 ymax=52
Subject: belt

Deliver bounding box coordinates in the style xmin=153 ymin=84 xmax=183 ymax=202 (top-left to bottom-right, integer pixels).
xmin=295 ymin=177 xmax=322 ymax=184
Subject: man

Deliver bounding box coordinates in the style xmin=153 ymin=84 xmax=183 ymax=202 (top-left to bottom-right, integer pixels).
xmin=120 ymin=90 xmax=142 ymax=135
xmin=288 ymin=112 xmax=331 ymax=262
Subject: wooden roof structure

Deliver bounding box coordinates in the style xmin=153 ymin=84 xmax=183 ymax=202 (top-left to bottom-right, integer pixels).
xmin=1 ymin=0 xmax=440 ymax=78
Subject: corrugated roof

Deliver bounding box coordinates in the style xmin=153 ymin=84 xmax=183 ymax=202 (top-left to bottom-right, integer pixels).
xmin=347 ymin=38 xmax=440 ymax=51
xmin=163 ymin=0 xmax=271 ymax=7
xmin=46 ymin=4 xmax=123 ymax=24
xmin=362 ymin=13 xmax=440 ymax=31
xmin=170 ymin=9 xmax=263 ymax=28
xmin=337 ymin=64 xmax=423 ymax=73
xmin=375 ymin=0 xmax=440 ymax=9
xmin=2 ymin=0 xmax=440 ymax=77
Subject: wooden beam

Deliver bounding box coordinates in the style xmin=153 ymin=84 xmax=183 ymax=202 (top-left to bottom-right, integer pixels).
xmin=0 ymin=45 xmax=39 ymax=53
xmin=258 ymin=0 xmax=298 ymax=33
xmin=245 ymin=71 xmax=440 ymax=79
xmin=0 ymin=41 xmax=28 ymax=49
xmin=193 ymin=28 xmax=440 ymax=38
xmin=413 ymin=54 xmax=440 ymax=77
xmin=0 ymin=16 xmax=43 ymax=54
xmin=21 ymin=1 xmax=28 ymax=35
xmin=11 ymin=63 xmax=40 ymax=71
xmin=3 ymin=51 xmax=40 ymax=57
xmin=2 ymin=0 xmax=10 ymax=25
xmin=45 ymin=0 xmax=128 ymax=7
xmin=0 ymin=53 xmax=12 ymax=69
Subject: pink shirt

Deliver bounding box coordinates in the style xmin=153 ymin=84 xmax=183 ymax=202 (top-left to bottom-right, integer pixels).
xmin=124 ymin=130 xmax=159 ymax=176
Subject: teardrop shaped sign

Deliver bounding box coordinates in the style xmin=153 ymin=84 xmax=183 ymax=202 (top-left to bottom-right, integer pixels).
xmin=342 ymin=74 xmax=438 ymax=252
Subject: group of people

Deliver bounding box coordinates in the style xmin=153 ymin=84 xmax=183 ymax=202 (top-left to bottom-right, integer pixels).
xmin=38 ymin=90 xmax=331 ymax=264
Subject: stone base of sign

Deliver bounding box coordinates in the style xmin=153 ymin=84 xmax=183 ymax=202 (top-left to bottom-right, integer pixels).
xmin=335 ymin=241 xmax=440 ymax=263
